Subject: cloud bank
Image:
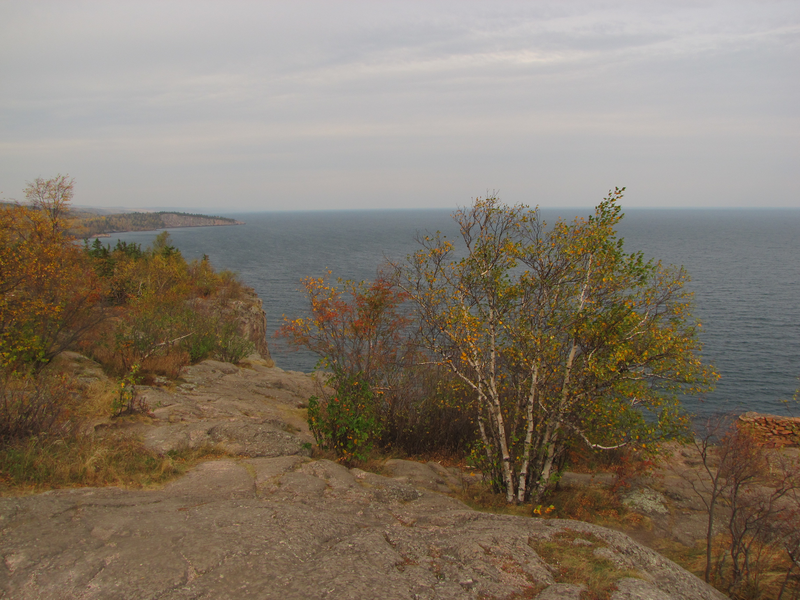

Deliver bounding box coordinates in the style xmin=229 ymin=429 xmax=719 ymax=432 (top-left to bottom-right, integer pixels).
xmin=1 ymin=1 xmax=797 ymax=210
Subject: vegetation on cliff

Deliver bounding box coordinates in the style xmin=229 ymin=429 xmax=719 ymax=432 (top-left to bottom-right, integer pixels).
xmin=0 ymin=176 xmax=255 ymax=487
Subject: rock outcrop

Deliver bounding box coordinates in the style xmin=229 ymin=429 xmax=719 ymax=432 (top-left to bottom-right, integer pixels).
xmin=190 ymin=285 xmax=272 ymax=362
xmin=0 ymin=358 xmax=727 ymax=600
xmin=134 ymin=359 xmax=313 ymax=457
xmin=224 ymin=286 xmax=272 ymax=362
xmin=739 ymin=411 xmax=800 ymax=446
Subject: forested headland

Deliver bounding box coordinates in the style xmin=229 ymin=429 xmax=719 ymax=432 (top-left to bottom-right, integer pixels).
xmin=68 ymin=209 xmax=243 ymax=237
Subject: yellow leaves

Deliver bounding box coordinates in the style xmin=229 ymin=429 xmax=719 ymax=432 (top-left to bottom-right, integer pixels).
xmin=1 ymin=189 xmax=99 ymax=370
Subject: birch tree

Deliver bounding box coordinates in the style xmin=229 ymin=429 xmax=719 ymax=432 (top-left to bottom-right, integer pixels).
xmin=396 ymin=189 xmax=716 ymax=503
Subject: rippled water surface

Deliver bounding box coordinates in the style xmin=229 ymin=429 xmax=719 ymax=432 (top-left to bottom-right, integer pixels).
xmin=106 ymin=208 xmax=800 ymax=417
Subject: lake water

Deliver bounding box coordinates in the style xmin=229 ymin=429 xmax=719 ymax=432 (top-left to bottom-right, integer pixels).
xmin=104 ymin=208 xmax=800 ymax=418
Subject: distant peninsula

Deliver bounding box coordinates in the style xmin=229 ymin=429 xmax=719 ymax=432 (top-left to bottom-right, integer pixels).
xmin=70 ymin=210 xmax=244 ymax=237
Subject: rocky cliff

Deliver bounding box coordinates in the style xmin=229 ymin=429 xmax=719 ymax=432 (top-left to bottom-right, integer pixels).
xmin=190 ymin=284 xmax=272 ymax=364
xmin=0 ymin=358 xmax=726 ymax=600
xmin=232 ymin=286 xmax=271 ymax=362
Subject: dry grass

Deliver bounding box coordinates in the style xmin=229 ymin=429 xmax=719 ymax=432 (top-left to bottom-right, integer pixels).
xmin=0 ymin=358 xmax=233 ymax=497
xmin=547 ymin=486 xmax=647 ymax=530
xmin=529 ymin=530 xmax=643 ymax=600
xmin=447 ymin=469 xmax=646 ymax=529
xmin=75 ymin=378 xmax=117 ymax=420
xmin=657 ymin=535 xmax=799 ymax=600
xmin=0 ymin=433 xmax=228 ymax=495
xmin=650 ymin=538 xmax=707 ymax=579
xmin=456 ymin=481 xmax=534 ymax=518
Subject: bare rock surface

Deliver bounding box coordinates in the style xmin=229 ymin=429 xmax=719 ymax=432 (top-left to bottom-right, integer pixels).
xmin=0 ymin=457 xmax=725 ymax=600
xmin=132 ymin=359 xmax=318 ymax=457
xmin=0 ymin=359 xmax=726 ymax=600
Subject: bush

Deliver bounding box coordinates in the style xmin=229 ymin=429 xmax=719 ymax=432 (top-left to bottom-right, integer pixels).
xmin=283 ymin=192 xmax=715 ymax=503
xmin=307 ymin=369 xmax=382 ymax=464
xmin=0 ymin=369 xmax=77 ymax=441
xmin=395 ymin=191 xmax=713 ymax=503
xmin=378 ymin=363 xmax=477 ymax=456
xmin=279 ymin=273 xmax=479 ymax=460
xmin=81 ymin=233 xmax=256 ymax=378
xmin=214 ymin=321 xmax=255 ymax=364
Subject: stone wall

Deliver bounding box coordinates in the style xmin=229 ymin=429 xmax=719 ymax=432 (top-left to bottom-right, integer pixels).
xmin=738 ymin=412 xmax=800 ymax=446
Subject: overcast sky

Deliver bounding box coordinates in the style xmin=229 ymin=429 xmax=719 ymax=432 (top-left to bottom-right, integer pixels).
xmin=1 ymin=1 xmax=797 ymax=211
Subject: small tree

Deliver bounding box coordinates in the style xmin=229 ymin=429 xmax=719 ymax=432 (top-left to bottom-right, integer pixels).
xmin=677 ymin=418 xmax=800 ymax=599
xmin=23 ymin=174 xmax=74 ymax=236
xmin=280 ymin=272 xmax=478 ymax=458
xmin=682 ymin=415 xmax=737 ymax=584
xmin=278 ymin=273 xmax=413 ymax=458
xmin=278 ymin=272 xmax=412 ymax=384
xmin=1 ymin=176 xmax=100 ymax=372
xmin=395 ymin=190 xmax=716 ymax=503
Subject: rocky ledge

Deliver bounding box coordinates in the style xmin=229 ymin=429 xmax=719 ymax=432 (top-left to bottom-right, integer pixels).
xmin=739 ymin=411 xmax=800 ymax=446
xmin=0 ymin=359 xmax=725 ymax=600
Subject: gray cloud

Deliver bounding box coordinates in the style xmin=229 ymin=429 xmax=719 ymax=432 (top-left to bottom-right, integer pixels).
xmin=1 ymin=0 xmax=797 ymax=210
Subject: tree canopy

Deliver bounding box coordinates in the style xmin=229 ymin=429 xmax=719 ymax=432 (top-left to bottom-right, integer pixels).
xmin=394 ymin=188 xmax=716 ymax=502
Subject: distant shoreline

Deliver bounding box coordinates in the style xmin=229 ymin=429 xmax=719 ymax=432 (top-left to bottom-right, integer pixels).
xmin=83 ymin=221 xmax=244 ymax=238
xmin=70 ymin=210 xmax=245 ymax=238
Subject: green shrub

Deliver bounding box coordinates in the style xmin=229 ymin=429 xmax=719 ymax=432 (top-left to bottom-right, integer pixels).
xmin=214 ymin=322 xmax=254 ymax=364
xmin=307 ymin=369 xmax=381 ymax=463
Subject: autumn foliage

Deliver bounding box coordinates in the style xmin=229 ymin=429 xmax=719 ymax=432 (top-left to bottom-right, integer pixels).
xmin=81 ymin=233 xmax=253 ymax=379
xmin=0 ymin=175 xmax=99 ymax=372
xmin=278 ymin=273 xmax=412 ymax=380
xmin=284 ymin=190 xmax=717 ymax=503
xmin=279 ymin=273 xmax=477 ymax=457
xmin=1 ymin=175 xmax=253 ymax=441
xmin=395 ymin=190 xmax=719 ymax=502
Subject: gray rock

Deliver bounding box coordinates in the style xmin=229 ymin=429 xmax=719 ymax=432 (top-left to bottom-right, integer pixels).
xmin=126 ymin=360 xmax=316 ymax=456
xmin=383 ymin=459 xmax=462 ymax=494
xmin=623 ymin=487 xmax=669 ymax=514
xmin=612 ymin=577 xmax=676 ymax=600
xmin=0 ymin=357 xmax=726 ymax=600
xmin=0 ymin=458 xmax=727 ymax=600
xmin=208 ymin=420 xmax=309 ymax=457
xmin=536 ymin=583 xmax=586 ymax=599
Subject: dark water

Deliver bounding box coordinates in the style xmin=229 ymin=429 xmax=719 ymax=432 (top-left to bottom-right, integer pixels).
xmin=104 ymin=208 xmax=800 ymax=418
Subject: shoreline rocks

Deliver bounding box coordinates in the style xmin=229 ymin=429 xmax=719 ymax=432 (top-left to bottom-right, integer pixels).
xmin=739 ymin=411 xmax=800 ymax=446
